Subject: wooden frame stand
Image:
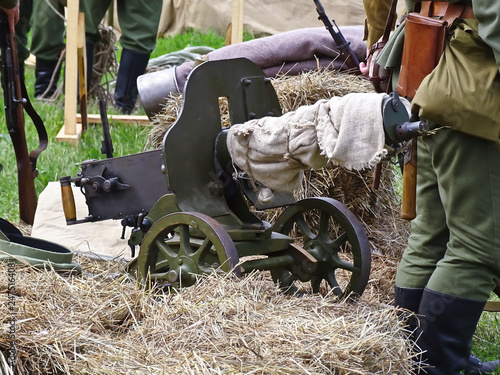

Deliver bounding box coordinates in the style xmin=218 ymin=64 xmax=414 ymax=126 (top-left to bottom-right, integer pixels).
xmin=56 ymin=0 xmax=84 ymax=145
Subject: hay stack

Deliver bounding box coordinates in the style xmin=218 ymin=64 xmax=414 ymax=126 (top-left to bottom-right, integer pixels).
xmin=0 ymin=257 xmax=416 ymax=374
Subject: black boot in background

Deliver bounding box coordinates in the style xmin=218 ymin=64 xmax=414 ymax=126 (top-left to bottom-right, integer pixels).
xmin=114 ymin=49 xmax=150 ymax=114
xmin=465 ymin=355 xmax=500 ymax=375
xmin=414 ymin=287 xmax=486 ymax=375
xmin=35 ymin=58 xmax=61 ymax=98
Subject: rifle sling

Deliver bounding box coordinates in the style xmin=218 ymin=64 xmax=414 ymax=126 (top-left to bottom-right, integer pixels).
xmin=20 ymin=75 xmax=48 ymax=172
xmin=382 ymin=0 xmax=398 ymax=43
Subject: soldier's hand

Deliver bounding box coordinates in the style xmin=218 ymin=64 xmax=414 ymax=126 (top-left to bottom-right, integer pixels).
xmin=359 ymin=61 xmax=369 ymax=76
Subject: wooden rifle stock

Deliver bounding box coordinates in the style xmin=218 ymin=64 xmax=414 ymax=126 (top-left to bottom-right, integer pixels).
xmin=0 ymin=12 xmax=46 ymax=225
xmin=401 ymin=139 xmax=417 ymax=220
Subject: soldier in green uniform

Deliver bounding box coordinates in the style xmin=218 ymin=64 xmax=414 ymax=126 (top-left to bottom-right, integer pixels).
xmin=362 ymin=0 xmax=500 ymax=374
xmin=81 ymin=0 xmax=163 ymax=114
xmin=10 ymin=0 xmax=66 ymax=98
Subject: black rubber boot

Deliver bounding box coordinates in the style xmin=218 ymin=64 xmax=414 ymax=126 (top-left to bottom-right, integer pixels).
xmin=35 ymin=58 xmax=61 ymax=98
xmin=114 ymin=49 xmax=150 ymax=114
xmin=394 ymin=286 xmax=423 ymax=339
xmin=465 ymin=355 xmax=500 ymax=375
xmin=395 ymin=286 xmax=497 ymax=374
xmin=414 ymin=288 xmax=486 ymax=375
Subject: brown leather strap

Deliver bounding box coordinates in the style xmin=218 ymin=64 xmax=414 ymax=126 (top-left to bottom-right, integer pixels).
xmin=418 ymin=1 xmax=474 ymax=19
xmin=382 ymin=0 xmax=399 ymax=43
xmin=368 ymin=0 xmax=398 ymax=53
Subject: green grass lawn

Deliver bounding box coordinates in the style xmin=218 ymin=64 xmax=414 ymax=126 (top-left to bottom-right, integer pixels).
xmin=1 ymin=28 xmax=499 ymax=370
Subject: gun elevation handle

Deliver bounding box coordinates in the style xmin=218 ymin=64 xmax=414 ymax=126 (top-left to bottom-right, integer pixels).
xmin=60 ymin=176 xmax=77 ymax=223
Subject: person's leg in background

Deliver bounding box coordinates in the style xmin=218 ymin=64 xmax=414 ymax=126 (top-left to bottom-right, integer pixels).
xmin=113 ymin=0 xmax=162 ymax=113
xmin=81 ymin=0 xmax=110 ymax=93
xmin=30 ymin=0 xmax=65 ymax=98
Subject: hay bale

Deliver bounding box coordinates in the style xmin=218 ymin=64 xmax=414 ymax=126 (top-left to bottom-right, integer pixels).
xmin=0 ymin=258 xmax=416 ymax=374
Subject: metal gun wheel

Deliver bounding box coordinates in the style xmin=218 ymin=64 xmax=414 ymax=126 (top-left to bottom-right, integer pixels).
xmin=136 ymin=212 xmax=240 ymax=289
xmin=272 ymin=197 xmax=371 ymax=299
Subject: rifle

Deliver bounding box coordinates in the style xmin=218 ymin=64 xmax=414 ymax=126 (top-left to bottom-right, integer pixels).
xmin=0 ymin=11 xmax=48 ymax=225
xmin=313 ymin=0 xmax=361 ymax=73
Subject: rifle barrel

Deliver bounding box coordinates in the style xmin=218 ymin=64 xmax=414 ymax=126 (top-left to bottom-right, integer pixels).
xmin=312 ymin=0 xmax=360 ymax=72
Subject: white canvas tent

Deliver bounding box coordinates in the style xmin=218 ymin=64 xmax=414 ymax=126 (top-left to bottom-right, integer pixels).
xmin=153 ymin=0 xmax=366 ymax=37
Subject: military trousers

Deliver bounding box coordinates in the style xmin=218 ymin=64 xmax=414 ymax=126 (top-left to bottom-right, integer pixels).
xmin=82 ymin=0 xmax=163 ymax=55
xmin=395 ymin=128 xmax=500 ymax=301
xmin=15 ymin=0 xmax=68 ymax=62
xmin=30 ymin=0 xmax=65 ymax=61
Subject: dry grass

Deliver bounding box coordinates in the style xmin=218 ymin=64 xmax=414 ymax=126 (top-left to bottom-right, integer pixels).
xmin=0 ymin=256 xmax=416 ymax=374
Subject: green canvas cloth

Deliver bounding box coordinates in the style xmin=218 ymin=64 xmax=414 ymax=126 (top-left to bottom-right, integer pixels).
xmin=0 ymin=219 xmax=82 ymax=273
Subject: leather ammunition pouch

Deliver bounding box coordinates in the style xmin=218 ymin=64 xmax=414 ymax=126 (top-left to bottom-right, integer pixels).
xmin=405 ymin=2 xmax=500 ymax=144
xmin=397 ymin=1 xmax=474 ymax=100
xmin=366 ymin=0 xmax=398 ymax=93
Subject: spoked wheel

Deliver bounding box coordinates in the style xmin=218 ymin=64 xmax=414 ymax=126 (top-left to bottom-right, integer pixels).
xmin=135 ymin=212 xmax=241 ymax=289
xmin=272 ymin=197 xmax=371 ymax=300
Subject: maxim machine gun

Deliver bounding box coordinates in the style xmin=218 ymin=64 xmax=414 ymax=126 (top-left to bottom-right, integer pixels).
xmin=61 ymin=58 xmax=425 ymax=298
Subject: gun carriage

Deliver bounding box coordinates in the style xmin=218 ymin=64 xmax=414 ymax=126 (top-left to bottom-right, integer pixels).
xmin=62 ymin=57 xmax=421 ymax=299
